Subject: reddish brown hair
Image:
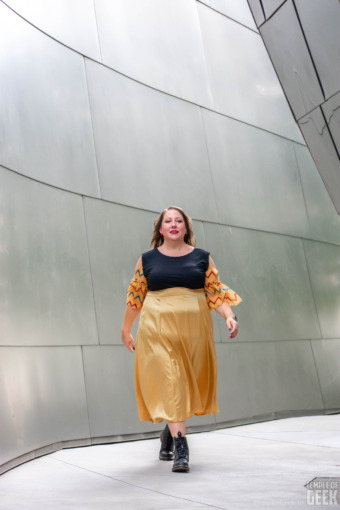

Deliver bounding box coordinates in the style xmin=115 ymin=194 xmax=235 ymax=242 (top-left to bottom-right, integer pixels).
xmin=150 ymin=206 xmax=196 ymax=249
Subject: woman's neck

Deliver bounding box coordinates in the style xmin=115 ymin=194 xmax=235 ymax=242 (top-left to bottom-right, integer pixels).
xmin=158 ymin=241 xmax=193 ymax=255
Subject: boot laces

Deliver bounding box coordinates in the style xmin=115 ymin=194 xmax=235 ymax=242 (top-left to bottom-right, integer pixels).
xmin=175 ymin=433 xmax=187 ymax=458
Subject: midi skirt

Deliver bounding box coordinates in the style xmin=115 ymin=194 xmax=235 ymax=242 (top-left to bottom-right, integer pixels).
xmin=134 ymin=287 xmax=219 ymax=423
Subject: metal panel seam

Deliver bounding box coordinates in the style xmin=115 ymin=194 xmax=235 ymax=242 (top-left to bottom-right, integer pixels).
xmin=261 ymin=0 xmax=288 ymax=24
xmin=300 ymin=239 xmax=323 ymax=339
xmin=309 ymin=339 xmax=326 ymax=410
xmin=91 ymin=0 xmax=103 ymax=63
xmin=292 ymin=142 xmax=310 ymax=224
xmin=291 ymin=0 xmax=326 ymax=101
xmin=195 ymin=2 xmax=216 ymax=112
xmin=196 ymin=0 xmax=259 ymax=33
xmin=199 ymin=108 xmax=220 ymax=222
xmin=81 ymin=195 xmax=100 ymax=347
xmin=83 ymin=56 xmax=103 ymax=199
xmin=80 ymin=345 xmax=94 ymax=438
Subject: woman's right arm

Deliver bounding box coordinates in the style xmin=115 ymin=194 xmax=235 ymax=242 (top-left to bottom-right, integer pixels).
xmin=121 ymin=257 xmax=142 ymax=353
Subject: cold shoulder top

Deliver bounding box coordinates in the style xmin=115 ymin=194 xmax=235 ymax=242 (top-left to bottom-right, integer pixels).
xmin=126 ymin=247 xmax=242 ymax=310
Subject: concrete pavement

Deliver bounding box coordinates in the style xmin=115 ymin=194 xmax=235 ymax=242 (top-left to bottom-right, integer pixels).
xmin=0 ymin=415 xmax=339 ymax=509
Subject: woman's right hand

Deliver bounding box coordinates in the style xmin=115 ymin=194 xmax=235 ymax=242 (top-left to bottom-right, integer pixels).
xmin=121 ymin=329 xmax=135 ymax=353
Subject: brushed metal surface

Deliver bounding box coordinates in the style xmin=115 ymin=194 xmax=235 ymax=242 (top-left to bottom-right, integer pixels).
xmin=311 ymin=339 xmax=340 ymax=409
xmin=0 ymin=346 xmax=90 ymax=465
xmin=215 ymin=341 xmax=324 ymax=423
xmin=202 ymin=109 xmax=308 ymax=236
xmin=0 ymin=168 xmax=98 ymax=346
xmin=261 ymin=0 xmax=285 ymax=19
xmin=295 ymin=0 xmax=340 ymax=100
xmin=299 ymin=108 xmax=340 ymax=215
xmin=94 ymin=0 xmax=213 ymax=108
xmin=0 ymin=2 xmax=100 ymax=196
xmin=82 ymin=346 xmax=215 ymax=438
xmin=260 ymin=0 xmax=324 ymax=121
xmin=198 ymin=2 xmax=303 ymax=141
xmin=193 ymin=219 xmax=223 ymax=343
xmin=303 ymin=240 xmax=340 ymax=339
xmin=85 ymin=59 xmax=218 ymax=222
xmin=322 ymin=92 xmax=340 ymax=156
xmin=293 ymin=143 xmax=340 ymax=245
xmin=247 ymin=0 xmax=265 ymax=26
xmin=83 ymin=198 xmax=153 ymax=345
xmin=204 ymin=222 xmax=321 ymax=342
xmin=210 ymin=0 xmax=257 ymax=30
xmin=3 ymin=0 xmax=101 ymax=61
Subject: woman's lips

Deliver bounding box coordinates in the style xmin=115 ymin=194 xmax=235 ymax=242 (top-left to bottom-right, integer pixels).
xmin=170 ymin=230 xmax=178 ymax=234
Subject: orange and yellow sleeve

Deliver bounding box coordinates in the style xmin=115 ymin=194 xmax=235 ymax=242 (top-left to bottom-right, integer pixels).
xmin=126 ymin=267 xmax=148 ymax=309
xmin=204 ymin=266 xmax=242 ymax=310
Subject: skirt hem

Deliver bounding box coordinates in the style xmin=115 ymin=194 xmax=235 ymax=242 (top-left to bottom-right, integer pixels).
xmin=138 ymin=407 xmax=220 ymax=424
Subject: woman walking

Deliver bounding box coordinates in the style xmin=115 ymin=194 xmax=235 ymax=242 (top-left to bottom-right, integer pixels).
xmin=121 ymin=206 xmax=242 ymax=472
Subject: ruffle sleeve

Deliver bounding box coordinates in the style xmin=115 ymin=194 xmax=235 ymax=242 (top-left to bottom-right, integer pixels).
xmin=205 ymin=266 xmax=242 ymax=310
xmin=126 ymin=267 xmax=148 ymax=309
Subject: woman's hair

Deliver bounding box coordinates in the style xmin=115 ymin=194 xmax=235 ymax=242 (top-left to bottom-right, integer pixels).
xmin=150 ymin=206 xmax=196 ymax=249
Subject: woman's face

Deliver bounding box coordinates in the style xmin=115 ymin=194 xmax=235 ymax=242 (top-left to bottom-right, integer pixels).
xmin=160 ymin=210 xmax=187 ymax=242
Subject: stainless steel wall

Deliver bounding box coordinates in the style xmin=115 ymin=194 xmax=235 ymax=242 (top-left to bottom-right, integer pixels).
xmin=247 ymin=0 xmax=340 ymax=213
xmin=1 ymin=0 xmax=339 ymax=474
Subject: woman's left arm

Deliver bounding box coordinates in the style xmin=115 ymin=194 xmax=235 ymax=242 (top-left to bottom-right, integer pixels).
xmin=208 ymin=256 xmax=239 ymax=339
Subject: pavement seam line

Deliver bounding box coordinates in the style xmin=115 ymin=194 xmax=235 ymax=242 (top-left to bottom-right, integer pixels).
xmin=216 ymin=432 xmax=340 ymax=449
xmin=48 ymin=456 xmax=232 ymax=510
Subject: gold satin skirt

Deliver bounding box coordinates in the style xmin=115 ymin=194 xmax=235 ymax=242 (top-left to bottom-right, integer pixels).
xmin=135 ymin=287 xmax=219 ymax=423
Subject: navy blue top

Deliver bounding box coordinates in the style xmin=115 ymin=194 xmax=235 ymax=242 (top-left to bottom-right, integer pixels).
xmin=142 ymin=248 xmax=210 ymax=291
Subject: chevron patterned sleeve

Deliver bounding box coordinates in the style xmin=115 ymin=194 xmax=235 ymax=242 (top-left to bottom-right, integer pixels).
xmin=126 ymin=267 xmax=148 ymax=309
xmin=204 ymin=266 xmax=242 ymax=310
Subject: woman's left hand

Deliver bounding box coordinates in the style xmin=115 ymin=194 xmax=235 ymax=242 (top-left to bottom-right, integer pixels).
xmin=226 ymin=317 xmax=238 ymax=339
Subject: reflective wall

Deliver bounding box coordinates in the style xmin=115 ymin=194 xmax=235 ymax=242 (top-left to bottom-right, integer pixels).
xmin=247 ymin=0 xmax=340 ymax=214
xmin=1 ymin=0 xmax=340 ymax=474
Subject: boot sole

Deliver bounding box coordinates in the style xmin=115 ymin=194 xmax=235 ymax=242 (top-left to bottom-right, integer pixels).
xmin=159 ymin=454 xmax=174 ymax=461
xmin=172 ymin=465 xmax=190 ymax=473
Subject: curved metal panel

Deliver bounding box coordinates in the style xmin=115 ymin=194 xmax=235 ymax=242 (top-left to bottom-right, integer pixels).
xmin=210 ymin=0 xmax=257 ymax=30
xmin=0 ymin=168 xmax=98 ymax=346
xmin=202 ymin=109 xmax=309 ymax=236
xmin=259 ymin=0 xmax=324 ymax=121
xmin=299 ymin=108 xmax=340 ymax=214
xmin=94 ymin=0 xmax=213 ymax=108
xmin=2 ymin=0 xmax=101 ymax=61
xmin=215 ymin=341 xmax=324 ymax=424
xmin=83 ymin=346 xmax=154 ymax=436
xmin=83 ymin=198 xmax=153 ymax=345
xmin=204 ymin=223 xmax=321 ymax=342
xmin=322 ymin=92 xmax=340 ymax=156
xmin=293 ymin=144 xmax=340 ymax=245
xmin=0 ymin=3 xmax=100 ymax=196
xmin=311 ymin=339 xmax=340 ymax=409
xmin=247 ymin=0 xmax=265 ymax=26
xmin=294 ymin=0 xmax=340 ymax=100
xmin=0 ymin=346 xmax=90 ymax=465
xmin=261 ymin=0 xmax=285 ymax=19
xmin=85 ymin=59 xmax=218 ymax=222
xmin=197 ymin=3 xmax=303 ymax=141
xmin=303 ymin=240 xmax=340 ymax=339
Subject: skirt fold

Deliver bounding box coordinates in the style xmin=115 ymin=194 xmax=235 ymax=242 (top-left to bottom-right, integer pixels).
xmin=134 ymin=287 xmax=219 ymax=423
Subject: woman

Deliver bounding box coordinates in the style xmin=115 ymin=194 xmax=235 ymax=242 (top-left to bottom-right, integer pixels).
xmin=121 ymin=206 xmax=242 ymax=473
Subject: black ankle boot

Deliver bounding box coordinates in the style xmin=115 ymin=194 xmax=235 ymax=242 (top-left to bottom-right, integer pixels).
xmin=159 ymin=424 xmax=174 ymax=461
xmin=172 ymin=431 xmax=189 ymax=473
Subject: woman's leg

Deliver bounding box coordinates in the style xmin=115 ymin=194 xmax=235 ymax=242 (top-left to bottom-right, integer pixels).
xmin=167 ymin=421 xmax=190 ymax=472
xmin=167 ymin=421 xmax=186 ymax=437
